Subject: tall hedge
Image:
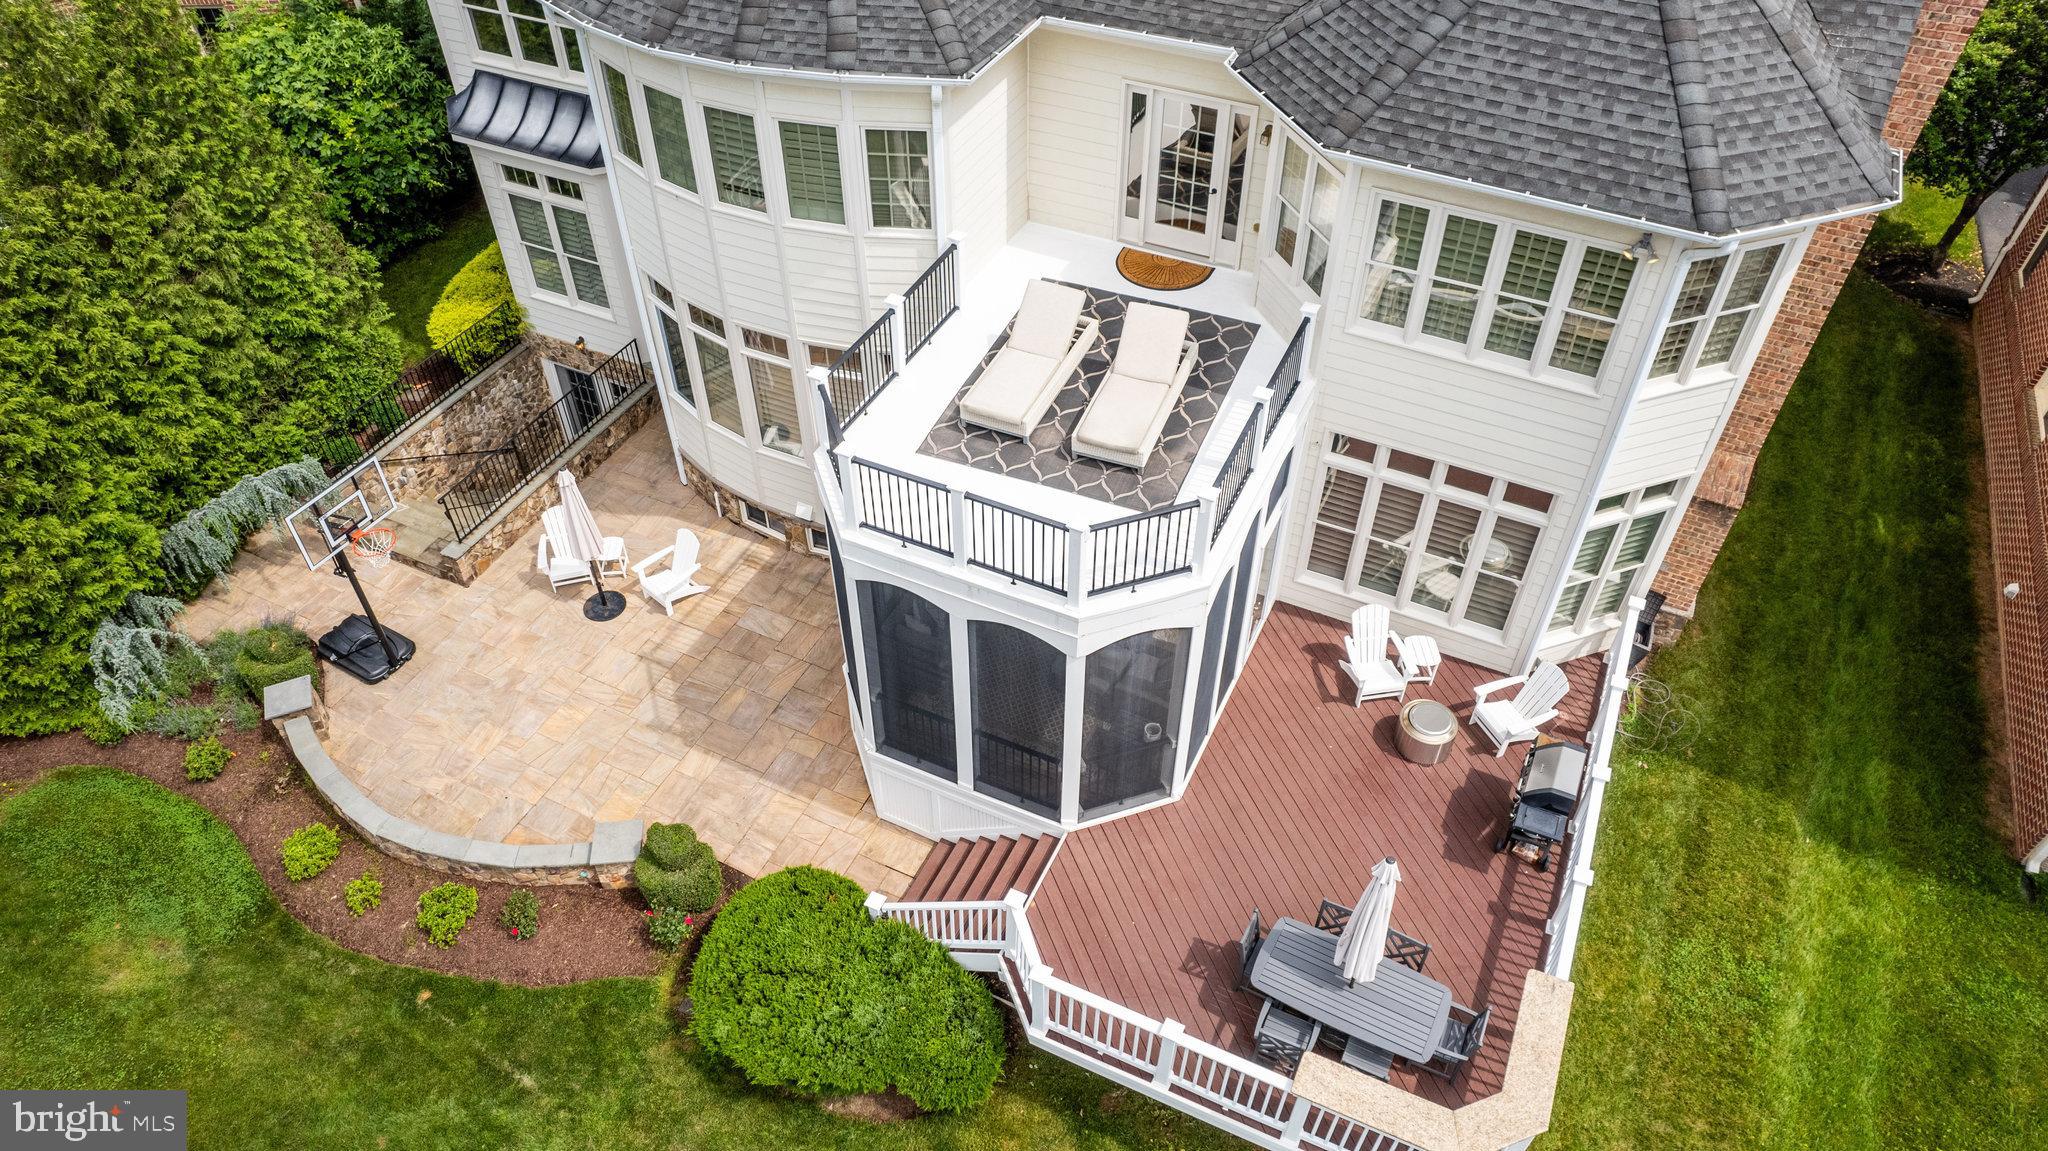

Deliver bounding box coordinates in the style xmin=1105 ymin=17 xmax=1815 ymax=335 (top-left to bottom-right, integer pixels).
xmin=0 ymin=0 xmax=401 ymax=734
xmin=689 ymin=867 xmax=1006 ymax=1112
xmin=427 ymin=244 xmax=525 ymax=372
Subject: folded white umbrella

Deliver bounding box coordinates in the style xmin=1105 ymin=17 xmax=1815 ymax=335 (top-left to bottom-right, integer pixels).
xmin=555 ymin=470 xmax=624 ymax=620
xmin=1334 ymin=856 xmax=1401 ymax=984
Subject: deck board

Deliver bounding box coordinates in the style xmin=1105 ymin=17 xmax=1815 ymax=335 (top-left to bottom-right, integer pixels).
xmin=1030 ymin=604 xmax=1601 ymax=1108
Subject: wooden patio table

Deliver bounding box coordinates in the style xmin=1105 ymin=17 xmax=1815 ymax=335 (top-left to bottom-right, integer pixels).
xmin=1246 ymin=917 xmax=1453 ymax=1065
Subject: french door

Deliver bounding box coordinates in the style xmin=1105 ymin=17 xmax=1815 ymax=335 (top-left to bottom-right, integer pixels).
xmin=1120 ymin=87 xmax=1253 ymax=265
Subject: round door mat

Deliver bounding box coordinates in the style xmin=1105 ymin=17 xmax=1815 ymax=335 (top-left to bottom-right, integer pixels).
xmin=1115 ymin=247 xmax=1214 ymax=291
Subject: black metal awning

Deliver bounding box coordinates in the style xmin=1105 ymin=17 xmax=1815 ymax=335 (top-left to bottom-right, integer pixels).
xmin=446 ymin=70 xmax=604 ymax=170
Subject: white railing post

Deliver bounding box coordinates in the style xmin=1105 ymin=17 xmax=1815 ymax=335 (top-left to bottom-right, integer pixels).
xmin=1192 ymin=490 xmax=1217 ymax=569
xmin=948 ymin=486 xmax=969 ymax=566
xmin=1152 ymin=1019 xmax=1184 ymax=1087
xmin=1025 ymin=963 xmax=1051 ymax=1032
xmin=1280 ymin=1095 xmax=1310 ymax=1145
xmin=1068 ymin=521 xmax=1088 ymax=601
xmin=884 ymin=295 xmax=908 ymax=370
xmin=863 ymin=891 xmax=887 ymax=918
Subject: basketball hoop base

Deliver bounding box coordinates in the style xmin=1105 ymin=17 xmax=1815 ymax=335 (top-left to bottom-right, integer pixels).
xmin=317 ymin=614 xmax=417 ymax=684
xmin=583 ymin=590 xmax=627 ymax=622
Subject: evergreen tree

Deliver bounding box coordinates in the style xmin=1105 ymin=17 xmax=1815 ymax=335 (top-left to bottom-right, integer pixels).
xmin=0 ymin=0 xmax=401 ymax=734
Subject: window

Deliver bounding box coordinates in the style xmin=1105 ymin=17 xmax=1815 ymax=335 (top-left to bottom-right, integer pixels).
xmin=1550 ymin=482 xmax=1683 ymax=633
xmin=562 ymin=26 xmax=582 ymax=72
xmin=703 ymin=107 xmax=765 ymax=212
xmin=643 ymin=88 xmax=697 ymax=193
xmin=970 ymin=622 xmax=1066 ymax=819
xmin=688 ymin=305 xmax=742 ymax=435
xmin=648 ymin=277 xmax=675 ymax=310
xmin=502 ymin=165 xmax=539 ymax=188
xmin=1648 ymin=243 xmax=1788 ymax=383
xmin=858 ymin=582 xmax=956 ymax=780
xmin=779 ymin=122 xmax=843 ymax=224
xmin=1272 ymin=138 xmax=1340 ymax=295
xmin=600 ymin=65 xmax=640 ymax=166
xmin=739 ymin=500 xmax=779 ymax=536
xmin=866 ymin=129 xmax=931 ymax=229
xmin=741 ymin=329 xmax=802 ymax=454
xmin=1080 ymin=629 xmax=1190 ymax=819
xmin=508 ymin=194 xmax=607 ymax=307
xmin=1358 ymin=197 xmax=1638 ymax=381
xmin=807 ymin=525 xmax=831 ymax=555
xmin=461 ymin=0 xmax=511 ymax=56
xmin=648 ymin=283 xmax=692 ymax=408
xmin=1305 ymin=434 xmax=1551 ymax=636
xmin=461 ymin=0 xmax=568 ymax=67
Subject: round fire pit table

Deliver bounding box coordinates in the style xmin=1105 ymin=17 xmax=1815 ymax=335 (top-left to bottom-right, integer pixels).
xmin=1397 ymin=699 xmax=1457 ymax=765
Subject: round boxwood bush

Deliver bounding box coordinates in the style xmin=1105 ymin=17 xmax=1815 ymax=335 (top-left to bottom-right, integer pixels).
xmin=416 ymin=882 xmax=479 ymax=948
xmin=427 ymin=244 xmax=525 ymax=372
xmin=690 ymin=866 xmax=1005 ymax=1113
xmin=183 ymin=735 xmax=232 ymax=781
xmin=634 ymin=822 xmax=721 ymax=914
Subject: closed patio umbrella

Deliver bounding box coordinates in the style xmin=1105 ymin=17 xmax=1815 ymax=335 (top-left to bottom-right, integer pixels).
xmin=556 ymin=470 xmax=625 ymax=621
xmin=1334 ymin=856 xmax=1400 ymax=984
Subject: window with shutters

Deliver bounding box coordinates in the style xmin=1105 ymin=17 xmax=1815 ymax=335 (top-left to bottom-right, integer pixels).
xmin=1548 ymin=480 xmax=1683 ymax=634
xmin=643 ymin=87 xmax=697 ymax=193
xmin=600 ymin=65 xmax=640 ymax=166
xmin=1303 ymin=433 xmax=1552 ymax=637
xmin=1356 ymin=195 xmax=1640 ymax=385
xmin=778 ymin=122 xmax=844 ymax=224
xmin=865 ymin=129 xmax=931 ymax=229
xmin=703 ymin=106 xmax=765 ymax=212
xmin=1646 ymin=242 xmax=1789 ymax=384
xmin=506 ymin=193 xmax=607 ymax=308
xmin=741 ymin=329 xmax=802 ymax=455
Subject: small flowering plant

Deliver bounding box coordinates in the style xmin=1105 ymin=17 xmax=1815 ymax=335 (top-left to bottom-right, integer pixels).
xmin=499 ymin=889 xmax=539 ymax=942
xmin=646 ymin=907 xmax=696 ymax=952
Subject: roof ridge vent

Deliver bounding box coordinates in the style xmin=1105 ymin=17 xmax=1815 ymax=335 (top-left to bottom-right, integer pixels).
xmin=733 ymin=0 xmax=770 ymax=62
xmin=917 ymin=0 xmax=973 ymax=75
xmin=826 ymin=0 xmax=860 ymax=71
xmin=1328 ymin=0 xmax=1475 ymax=140
xmin=1662 ymin=0 xmax=1730 ymax=232
xmin=1749 ymin=0 xmax=1897 ymax=195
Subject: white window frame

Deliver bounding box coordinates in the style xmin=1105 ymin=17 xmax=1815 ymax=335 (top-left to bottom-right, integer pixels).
xmin=1644 ymin=240 xmax=1794 ymax=388
xmin=773 ymin=120 xmax=847 ymax=228
xmin=863 ymin=127 xmax=932 ymax=231
xmin=738 ymin=499 xmax=781 ymax=540
xmin=1546 ymin=480 xmax=1684 ymax=637
xmin=647 ymin=280 xmax=695 ymax=415
xmin=806 ymin=525 xmax=831 ymax=556
xmin=503 ymin=174 xmax=610 ymax=313
xmin=684 ymin=303 xmax=746 ymax=442
xmin=740 ymin=328 xmax=804 ymax=457
xmin=598 ymin=63 xmax=642 ymax=170
xmin=1267 ymin=135 xmax=1341 ymax=297
xmin=640 ymin=83 xmax=699 ymax=197
xmin=702 ymin=105 xmax=767 ymax=215
xmin=1299 ymin=433 xmax=1552 ymax=639
xmin=461 ymin=0 xmax=580 ymax=76
xmin=1352 ymin=194 xmax=1641 ymax=390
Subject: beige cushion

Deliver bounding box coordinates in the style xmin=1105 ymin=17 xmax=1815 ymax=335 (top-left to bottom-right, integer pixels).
xmin=1006 ymin=280 xmax=1087 ymax=359
xmin=959 ymin=347 xmax=1060 ymax=429
xmin=1113 ymin=303 xmax=1192 ymax=385
xmin=1074 ymin=373 xmax=1173 ymax=454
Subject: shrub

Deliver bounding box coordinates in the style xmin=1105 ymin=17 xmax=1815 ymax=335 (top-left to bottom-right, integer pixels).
xmin=227 ymin=697 xmax=263 ymax=732
xmin=690 ymin=867 xmax=1005 ymax=1113
xmin=80 ymin=709 xmax=126 ymax=747
xmin=426 ymin=244 xmax=524 ymax=372
xmin=184 ymin=736 xmax=233 ymax=781
xmin=346 ymin=871 xmax=383 ymax=917
xmin=152 ymin=702 xmax=221 ymax=741
xmin=634 ymin=823 xmax=722 ymax=915
xmin=280 ymin=823 xmax=340 ymax=881
xmin=417 ymin=882 xmax=479 ymax=948
xmin=499 ymin=889 xmax=539 ymax=941
xmin=232 ymin=625 xmax=317 ymax=695
xmin=645 ymin=907 xmax=696 ymax=952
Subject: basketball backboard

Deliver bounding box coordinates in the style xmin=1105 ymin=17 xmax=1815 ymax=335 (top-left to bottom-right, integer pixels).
xmin=286 ymin=458 xmax=400 ymax=571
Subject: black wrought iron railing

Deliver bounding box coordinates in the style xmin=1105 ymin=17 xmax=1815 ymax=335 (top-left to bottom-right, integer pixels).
xmin=437 ymin=340 xmax=647 ymax=541
xmin=1263 ymin=315 xmax=1311 ymax=447
xmin=319 ymin=300 xmax=523 ymax=471
xmin=972 ymin=729 xmax=1062 ymax=818
xmin=849 ymin=456 xmax=952 ymax=556
xmin=880 ymin=697 xmax=956 ymax=773
xmin=1086 ymin=500 xmax=1202 ymax=595
xmin=964 ymin=493 xmax=1069 ymax=596
xmin=1211 ymin=402 xmax=1263 ymax=544
xmin=903 ymin=243 xmax=959 ymax=357
xmin=823 ymin=313 xmax=898 ymax=429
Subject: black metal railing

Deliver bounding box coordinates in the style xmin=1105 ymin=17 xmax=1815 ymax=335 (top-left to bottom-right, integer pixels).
xmin=319 ymin=300 xmax=524 ymax=471
xmin=1263 ymin=315 xmax=1311 ymax=447
xmin=903 ymin=243 xmax=959 ymax=357
xmin=964 ymin=492 xmax=1070 ymax=596
xmin=849 ymin=456 xmax=952 ymax=556
xmin=1086 ymin=500 xmax=1202 ymax=594
xmin=823 ymin=313 xmax=898 ymax=430
xmin=1211 ymin=403 xmax=1263 ymax=543
xmin=437 ymin=340 xmax=647 ymax=540
xmin=880 ymin=697 xmax=956 ymax=772
xmin=972 ymin=729 xmax=1062 ymax=817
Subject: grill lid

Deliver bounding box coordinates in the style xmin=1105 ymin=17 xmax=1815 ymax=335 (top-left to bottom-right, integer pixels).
xmin=1519 ymin=741 xmax=1588 ymax=812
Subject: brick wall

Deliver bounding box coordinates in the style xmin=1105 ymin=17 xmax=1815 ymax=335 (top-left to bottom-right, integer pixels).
xmin=1973 ymin=185 xmax=2048 ymax=858
xmin=1653 ymin=0 xmax=1989 ymax=614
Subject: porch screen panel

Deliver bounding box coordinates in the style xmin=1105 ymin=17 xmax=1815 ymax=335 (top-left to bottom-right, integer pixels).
xmin=969 ymin=622 xmax=1065 ymax=820
xmin=1187 ymin=578 xmax=1233 ymax=762
xmin=857 ymin=582 xmax=955 ymax=780
xmin=1220 ymin=518 xmax=1259 ymax=701
xmin=828 ymin=539 xmax=859 ymax=724
xmin=1080 ymin=629 xmax=1190 ymax=819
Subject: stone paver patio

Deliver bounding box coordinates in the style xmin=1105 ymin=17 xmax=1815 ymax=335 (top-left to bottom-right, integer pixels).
xmin=186 ymin=423 xmax=931 ymax=895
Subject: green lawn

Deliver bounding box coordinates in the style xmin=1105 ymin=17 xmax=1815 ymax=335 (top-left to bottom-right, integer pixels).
xmin=0 ymin=767 xmax=1241 ymax=1150
xmin=379 ymin=195 xmax=497 ymax=365
xmin=1866 ymin=179 xmax=1982 ymax=268
xmin=1548 ymin=275 xmax=2048 ymax=1149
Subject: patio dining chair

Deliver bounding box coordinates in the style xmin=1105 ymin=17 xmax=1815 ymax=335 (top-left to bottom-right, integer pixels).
xmin=1315 ymin=901 xmax=1429 ymax=973
xmin=1252 ymin=999 xmax=1321 ymax=1074
xmin=1235 ymin=907 xmax=1263 ymax=991
xmin=631 ymin=528 xmax=710 ymax=616
xmin=1339 ymin=603 xmax=1406 ymax=706
xmin=1468 ymin=660 xmax=1570 ymax=757
xmin=1420 ymin=1003 xmax=1491 ymax=1080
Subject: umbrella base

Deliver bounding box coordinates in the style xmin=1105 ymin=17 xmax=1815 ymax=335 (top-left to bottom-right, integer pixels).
xmin=583 ymin=589 xmax=627 ymax=621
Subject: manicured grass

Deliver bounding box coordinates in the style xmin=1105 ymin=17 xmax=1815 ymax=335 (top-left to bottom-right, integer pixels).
xmin=378 ymin=195 xmax=497 ymax=365
xmin=0 ymin=767 xmax=1241 ymax=1150
xmin=1866 ymin=179 xmax=1982 ymax=268
xmin=1549 ymin=275 xmax=2048 ymax=1149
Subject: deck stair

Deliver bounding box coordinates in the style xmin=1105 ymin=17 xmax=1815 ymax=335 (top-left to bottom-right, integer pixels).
xmin=903 ymin=834 xmax=1058 ymax=902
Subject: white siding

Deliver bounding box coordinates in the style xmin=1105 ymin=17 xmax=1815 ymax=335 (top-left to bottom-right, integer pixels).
xmin=944 ymin=47 xmax=1029 ymax=276
xmin=1604 ymin=381 xmax=1734 ymax=492
xmin=472 ymin=148 xmax=640 ymax=356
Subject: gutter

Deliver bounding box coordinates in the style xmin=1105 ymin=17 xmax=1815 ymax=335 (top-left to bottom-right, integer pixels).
xmin=1971 ymin=178 xmax=2048 ymax=303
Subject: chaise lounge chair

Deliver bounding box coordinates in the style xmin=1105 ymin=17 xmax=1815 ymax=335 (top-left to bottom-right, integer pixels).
xmin=1071 ymin=301 xmax=1198 ymax=468
xmin=958 ymin=280 xmax=1099 ymax=438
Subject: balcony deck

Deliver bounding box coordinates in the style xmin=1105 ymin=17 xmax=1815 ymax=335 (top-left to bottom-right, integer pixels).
xmin=1028 ymin=604 xmax=1602 ymax=1108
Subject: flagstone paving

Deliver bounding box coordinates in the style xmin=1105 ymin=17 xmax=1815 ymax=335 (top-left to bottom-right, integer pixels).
xmin=184 ymin=424 xmax=930 ymax=895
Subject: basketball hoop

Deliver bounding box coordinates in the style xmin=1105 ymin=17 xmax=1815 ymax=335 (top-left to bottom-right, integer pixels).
xmin=349 ymin=525 xmax=397 ymax=569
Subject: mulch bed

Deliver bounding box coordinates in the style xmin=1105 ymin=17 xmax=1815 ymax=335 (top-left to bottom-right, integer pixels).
xmin=0 ymin=725 xmax=689 ymax=986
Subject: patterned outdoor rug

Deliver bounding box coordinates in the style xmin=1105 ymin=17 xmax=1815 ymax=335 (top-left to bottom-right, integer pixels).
xmin=918 ymin=283 xmax=1257 ymax=512
xmin=1115 ymin=247 xmax=1214 ymax=291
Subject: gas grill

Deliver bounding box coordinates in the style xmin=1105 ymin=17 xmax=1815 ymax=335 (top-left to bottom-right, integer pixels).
xmin=1492 ymin=740 xmax=1588 ymax=871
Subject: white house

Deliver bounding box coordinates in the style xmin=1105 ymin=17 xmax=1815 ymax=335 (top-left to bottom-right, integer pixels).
xmin=423 ymin=2 xmax=1937 ymax=1147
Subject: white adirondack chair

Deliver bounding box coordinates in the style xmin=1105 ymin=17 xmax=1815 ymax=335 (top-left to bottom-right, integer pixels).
xmin=1469 ymin=660 xmax=1571 ymax=756
xmin=631 ymin=528 xmax=709 ymax=616
xmin=1339 ymin=603 xmax=1407 ymax=706
xmin=538 ymin=505 xmax=627 ymax=592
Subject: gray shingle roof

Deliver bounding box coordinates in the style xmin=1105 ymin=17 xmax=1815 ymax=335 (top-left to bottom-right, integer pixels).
xmin=1978 ymin=164 xmax=2048 ymax=269
xmin=447 ymin=70 xmax=606 ymax=169
xmin=549 ymin=0 xmax=1922 ymax=233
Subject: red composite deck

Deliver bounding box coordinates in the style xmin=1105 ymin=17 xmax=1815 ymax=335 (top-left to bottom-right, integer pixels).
xmin=1029 ymin=604 xmax=1602 ymax=1108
